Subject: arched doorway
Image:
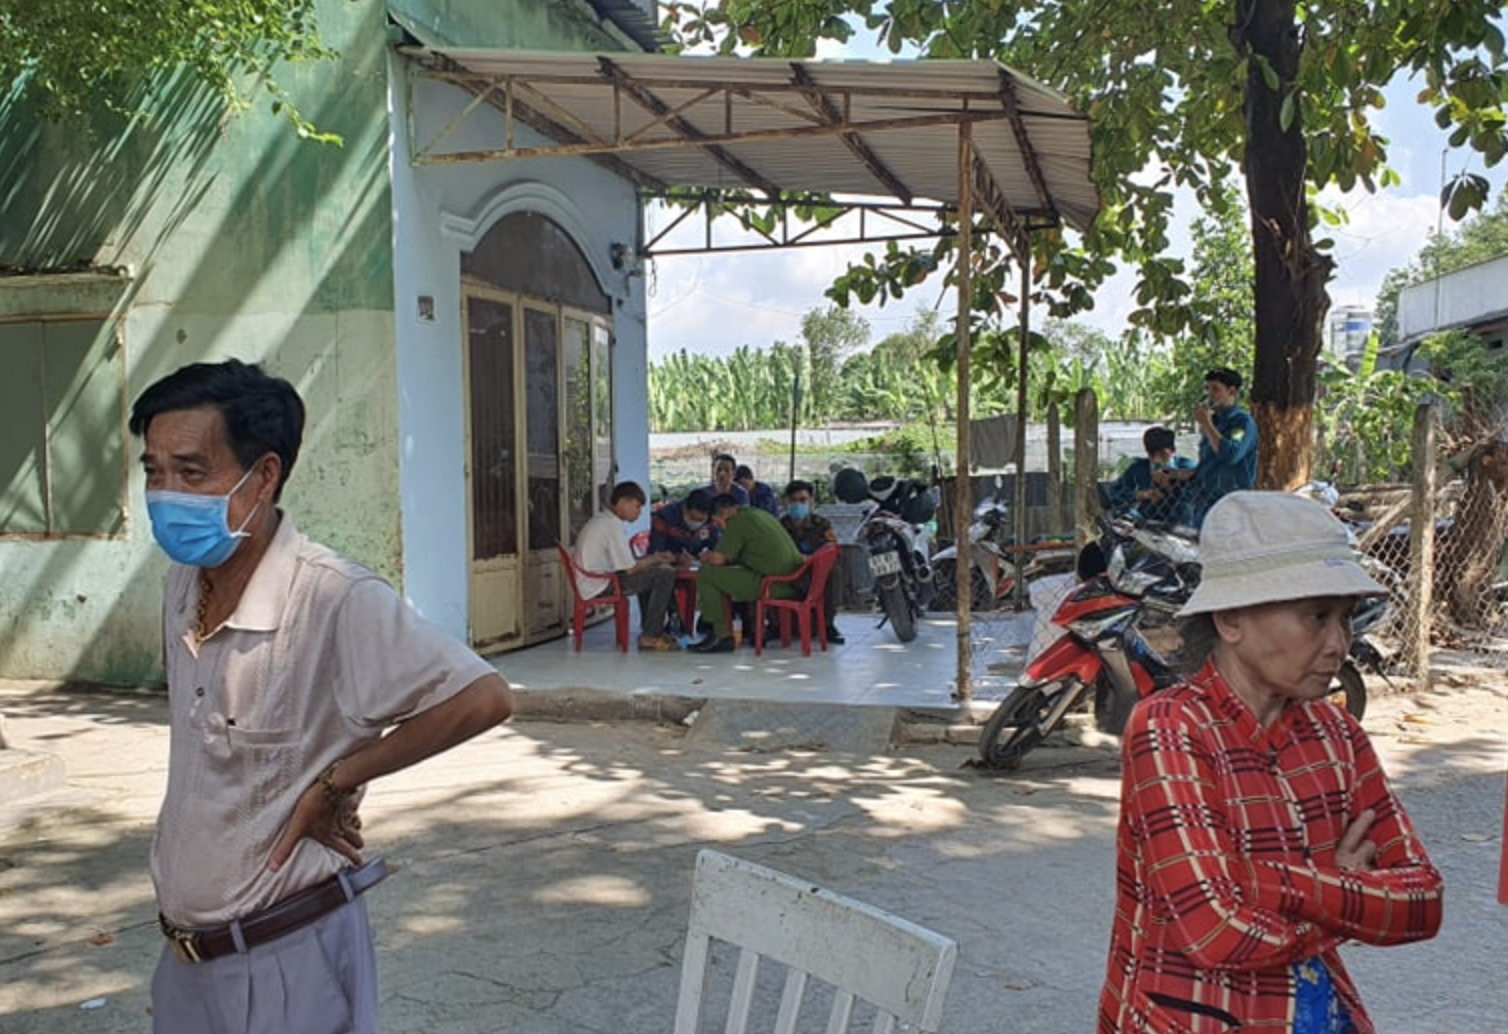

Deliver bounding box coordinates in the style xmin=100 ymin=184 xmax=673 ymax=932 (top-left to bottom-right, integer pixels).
xmin=461 ymin=211 xmax=615 ymax=651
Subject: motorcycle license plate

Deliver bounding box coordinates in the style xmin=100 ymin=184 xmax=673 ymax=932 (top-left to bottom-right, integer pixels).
xmin=869 ymin=551 xmax=903 ymax=577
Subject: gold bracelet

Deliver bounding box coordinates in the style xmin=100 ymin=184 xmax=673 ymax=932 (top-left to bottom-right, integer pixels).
xmin=316 ymin=760 xmax=356 ymax=807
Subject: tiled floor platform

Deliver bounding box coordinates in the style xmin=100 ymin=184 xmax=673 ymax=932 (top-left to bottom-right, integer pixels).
xmin=486 ymin=607 xmax=1037 ymax=714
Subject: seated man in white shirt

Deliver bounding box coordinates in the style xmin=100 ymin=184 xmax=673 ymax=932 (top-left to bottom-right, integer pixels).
xmin=573 ymin=481 xmax=680 ymax=651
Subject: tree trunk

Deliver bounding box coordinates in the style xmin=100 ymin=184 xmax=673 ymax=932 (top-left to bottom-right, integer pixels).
xmin=1233 ymin=0 xmax=1335 ymax=490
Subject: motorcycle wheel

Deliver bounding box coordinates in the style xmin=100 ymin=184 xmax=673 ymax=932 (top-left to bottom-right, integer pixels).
xmin=1330 ymin=662 xmax=1367 ymax=720
xmin=928 ymin=559 xmax=993 ymax=613
xmin=978 ymin=680 xmax=1078 ymax=771
xmin=880 ymin=581 xmax=918 ymax=642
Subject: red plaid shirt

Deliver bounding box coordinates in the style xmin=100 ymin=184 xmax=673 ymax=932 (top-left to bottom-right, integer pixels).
xmin=1099 ymin=660 xmax=1442 ymax=1033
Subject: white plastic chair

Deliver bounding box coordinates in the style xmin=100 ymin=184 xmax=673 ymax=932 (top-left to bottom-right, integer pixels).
xmin=672 ymin=850 xmax=959 ymax=1034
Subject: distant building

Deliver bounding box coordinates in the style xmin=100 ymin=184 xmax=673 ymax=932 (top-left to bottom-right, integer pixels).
xmin=1326 ymin=305 xmax=1374 ymax=369
xmin=1391 ymin=252 xmax=1508 ymax=370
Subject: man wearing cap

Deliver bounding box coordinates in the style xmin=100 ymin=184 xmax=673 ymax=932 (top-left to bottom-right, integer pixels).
xmin=1105 ymin=425 xmax=1195 ymax=525
xmin=1154 ymin=367 xmax=1258 ymax=527
xmin=1099 ymin=491 xmax=1442 ymax=1034
xmin=131 ymin=359 xmax=514 ymax=1034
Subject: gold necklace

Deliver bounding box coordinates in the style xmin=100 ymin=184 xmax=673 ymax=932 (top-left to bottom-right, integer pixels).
xmin=193 ymin=573 xmax=212 ymax=645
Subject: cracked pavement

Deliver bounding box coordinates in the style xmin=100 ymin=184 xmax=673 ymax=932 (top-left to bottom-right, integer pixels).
xmin=0 ymin=675 xmax=1505 ymax=1033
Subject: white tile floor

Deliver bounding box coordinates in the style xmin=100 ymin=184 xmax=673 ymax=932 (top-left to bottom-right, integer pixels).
xmin=487 ymin=607 xmax=1036 ymax=711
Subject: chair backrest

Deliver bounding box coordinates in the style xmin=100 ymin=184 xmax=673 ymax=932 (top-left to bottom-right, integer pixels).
xmin=673 ymin=849 xmax=958 ymax=1034
xmin=803 ymin=544 xmax=841 ymax=602
xmin=557 ymin=543 xmax=607 ymax=601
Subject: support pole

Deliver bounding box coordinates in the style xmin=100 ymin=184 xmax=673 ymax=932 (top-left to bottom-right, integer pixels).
xmin=1404 ymin=401 xmax=1437 ymax=680
xmin=954 ymin=124 xmax=974 ymax=703
xmin=1012 ymin=229 xmax=1032 ymax=607
xmin=789 ymin=372 xmax=801 ymax=485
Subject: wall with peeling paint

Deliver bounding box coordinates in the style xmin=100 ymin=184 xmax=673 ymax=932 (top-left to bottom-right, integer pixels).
xmin=0 ymin=0 xmax=648 ymax=682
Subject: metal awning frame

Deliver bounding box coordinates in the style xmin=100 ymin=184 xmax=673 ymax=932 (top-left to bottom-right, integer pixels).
xmin=402 ymin=49 xmax=1072 ymax=250
xmin=398 ymin=46 xmax=1103 ymax=702
xmin=640 ymin=193 xmax=960 ymax=257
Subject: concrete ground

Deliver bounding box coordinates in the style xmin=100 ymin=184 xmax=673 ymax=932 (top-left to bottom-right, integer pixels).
xmin=1 ymin=642 xmax=1507 ymax=1032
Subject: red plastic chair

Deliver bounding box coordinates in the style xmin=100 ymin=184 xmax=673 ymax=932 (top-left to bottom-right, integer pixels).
xmin=558 ymin=545 xmax=631 ymax=653
xmin=754 ymin=544 xmax=841 ymax=656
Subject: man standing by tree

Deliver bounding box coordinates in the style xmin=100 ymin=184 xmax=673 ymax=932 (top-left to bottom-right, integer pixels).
xmin=1156 ymin=368 xmax=1258 ymax=527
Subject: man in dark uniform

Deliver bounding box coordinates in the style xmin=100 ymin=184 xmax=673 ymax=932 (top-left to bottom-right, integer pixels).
xmin=778 ymin=479 xmax=844 ymax=644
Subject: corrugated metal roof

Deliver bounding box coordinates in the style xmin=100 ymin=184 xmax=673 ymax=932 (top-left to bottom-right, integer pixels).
xmin=582 ymin=0 xmax=671 ymax=52
xmin=402 ymin=48 xmax=1100 ymax=235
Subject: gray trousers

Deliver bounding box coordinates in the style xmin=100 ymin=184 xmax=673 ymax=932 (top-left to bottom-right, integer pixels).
xmin=151 ymin=896 xmax=378 ymax=1034
xmin=621 ymin=565 xmax=676 ymax=637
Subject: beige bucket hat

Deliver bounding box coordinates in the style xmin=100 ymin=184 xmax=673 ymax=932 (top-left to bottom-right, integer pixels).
xmin=1178 ymin=491 xmax=1387 ymax=617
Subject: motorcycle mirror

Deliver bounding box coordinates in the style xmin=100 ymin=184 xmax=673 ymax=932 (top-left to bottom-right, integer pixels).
xmin=1107 ymin=544 xmax=1127 ymax=585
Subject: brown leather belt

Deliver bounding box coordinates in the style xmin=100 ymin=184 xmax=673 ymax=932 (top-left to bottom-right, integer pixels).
xmin=159 ymin=857 xmax=389 ymax=963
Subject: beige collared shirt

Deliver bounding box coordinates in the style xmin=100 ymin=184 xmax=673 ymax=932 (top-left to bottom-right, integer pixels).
xmin=150 ymin=512 xmax=496 ymax=927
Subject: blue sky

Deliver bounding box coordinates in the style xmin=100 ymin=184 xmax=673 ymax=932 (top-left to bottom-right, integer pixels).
xmin=643 ymin=28 xmax=1507 ymax=361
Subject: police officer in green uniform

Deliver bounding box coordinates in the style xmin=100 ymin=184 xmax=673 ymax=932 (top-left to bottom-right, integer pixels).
xmin=691 ymin=493 xmax=803 ymax=653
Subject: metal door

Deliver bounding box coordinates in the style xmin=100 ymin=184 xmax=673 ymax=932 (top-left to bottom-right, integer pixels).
xmin=521 ymin=302 xmax=565 ymax=639
xmin=463 ymin=288 xmax=523 ymax=649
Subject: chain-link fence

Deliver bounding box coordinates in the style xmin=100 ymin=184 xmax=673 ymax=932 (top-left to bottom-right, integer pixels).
xmin=957 ymin=398 xmax=1508 ymax=702
xmin=1349 ymin=423 xmax=1508 ymax=684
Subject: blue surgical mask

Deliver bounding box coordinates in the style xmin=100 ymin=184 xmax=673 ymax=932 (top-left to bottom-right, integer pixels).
xmin=786 ymin=502 xmax=810 ymax=521
xmin=685 ymin=517 xmax=706 ymax=532
xmin=145 ymin=466 xmax=260 ymax=568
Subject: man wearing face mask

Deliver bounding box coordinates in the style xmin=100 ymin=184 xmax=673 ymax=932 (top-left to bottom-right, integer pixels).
xmin=648 ymin=487 xmax=716 ymax=562
xmin=1153 ymin=367 xmax=1259 ymax=528
xmin=131 ymin=359 xmax=514 ymax=1034
xmin=778 ymin=480 xmax=845 ymax=644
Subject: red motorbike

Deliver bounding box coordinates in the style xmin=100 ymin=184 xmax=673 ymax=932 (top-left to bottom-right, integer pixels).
xmin=977 ymin=521 xmax=1367 ymax=771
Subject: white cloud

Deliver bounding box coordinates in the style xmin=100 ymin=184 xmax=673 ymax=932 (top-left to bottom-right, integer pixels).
xmin=1323 ymin=189 xmax=1441 ymax=309
xmin=644 ymin=206 xmax=948 ymax=359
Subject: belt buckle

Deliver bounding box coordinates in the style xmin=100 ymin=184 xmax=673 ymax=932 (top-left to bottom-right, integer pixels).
xmin=164 ymin=924 xmax=204 ymax=963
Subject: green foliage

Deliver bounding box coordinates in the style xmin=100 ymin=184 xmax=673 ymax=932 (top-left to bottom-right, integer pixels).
xmin=1418 ymin=329 xmax=1508 ymax=434
xmin=0 ymin=0 xmax=345 ymax=141
xmin=800 ymin=306 xmax=869 ymax=421
xmin=1141 ymin=187 xmax=1258 ymax=416
xmin=1317 ymin=334 xmax=1435 ymax=483
xmin=663 ymin=0 xmax=1508 ymax=477
xmin=841 ymin=424 xmax=936 ymax=478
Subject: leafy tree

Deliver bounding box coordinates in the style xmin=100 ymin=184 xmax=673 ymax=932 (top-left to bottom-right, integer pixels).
xmin=1315 ymin=334 xmax=1433 ymax=484
xmin=799 ymin=306 xmax=869 ymax=421
xmin=0 ymin=0 xmax=342 ymax=140
xmin=663 ymin=0 xmax=1508 ymax=489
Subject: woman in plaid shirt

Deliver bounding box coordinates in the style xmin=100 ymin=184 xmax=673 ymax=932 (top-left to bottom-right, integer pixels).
xmin=1099 ymin=492 xmax=1443 ymax=1034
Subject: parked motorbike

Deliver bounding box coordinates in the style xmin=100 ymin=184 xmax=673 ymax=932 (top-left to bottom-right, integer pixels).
xmin=978 ymin=516 xmax=1370 ymax=771
xmin=931 ymin=478 xmax=1077 ymax=613
xmin=834 ymin=469 xmax=936 ymax=643
xmin=930 ymin=493 xmax=1016 ymax=612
